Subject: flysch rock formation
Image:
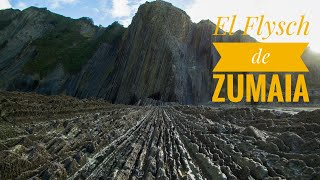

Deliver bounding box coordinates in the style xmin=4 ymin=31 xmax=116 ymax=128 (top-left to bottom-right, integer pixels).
xmin=1 ymin=1 xmax=318 ymax=105
xmin=0 ymin=91 xmax=319 ymax=179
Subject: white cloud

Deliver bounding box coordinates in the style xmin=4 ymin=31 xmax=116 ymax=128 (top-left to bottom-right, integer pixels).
xmin=0 ymin=0 xmax=12 ymax=9
xmin=49 ymin=0 xmax=78 ymax=9
xmin=111 ymin=0 xmax=131 ymax=18
xmin=119 ymin=17 xmax=132 ymax=26
xmin=185 ymin=0 xmax=320 ymax=52
xmin=93 ymin=8 xmax=100 ymax=13
xmin=15 ymin=1 xmax=27 ymax=10
xmin=96 ymin=0 xmax=146 ymax=26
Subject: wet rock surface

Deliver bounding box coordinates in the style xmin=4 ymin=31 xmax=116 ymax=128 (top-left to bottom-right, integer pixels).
xmin=0 ymin=91 xmax=319 ymax=179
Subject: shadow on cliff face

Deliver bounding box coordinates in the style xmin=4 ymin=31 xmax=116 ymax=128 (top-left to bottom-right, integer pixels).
xmin=148 ymin=92 xmax=161 ymax=101
xmin=128 ymin=92 xmax=162 ymax=105
xmin=129 ymin=94 xmax=139 ymax=105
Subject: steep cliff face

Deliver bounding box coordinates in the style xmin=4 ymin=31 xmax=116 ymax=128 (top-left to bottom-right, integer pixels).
xmin=0 ymin=7 xmax=52 ymax=88
xmin=0 ymin=6 xmax=101 ymax=92
xmin=0 ymin=1 xmax=319 ymax=104
xmin=69 ymin=1 xmax=255 ymax=104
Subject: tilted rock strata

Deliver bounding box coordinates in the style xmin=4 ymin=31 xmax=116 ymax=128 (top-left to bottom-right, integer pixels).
xmin=0 ymin=91 xmax=319 ymax=179
xmin=0 ymin=1 xmax=264 ymax=105
xmin=0 ymin=1 xmax=319 ymax=104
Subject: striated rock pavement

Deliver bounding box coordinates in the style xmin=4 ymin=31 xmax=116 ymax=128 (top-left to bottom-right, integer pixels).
xmin=0 ymin=91 xmax=319 ymax=179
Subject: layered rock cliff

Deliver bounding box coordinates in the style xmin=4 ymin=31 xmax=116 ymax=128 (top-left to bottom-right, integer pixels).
xmin=0 ymin=1 xmax=318 ymax=104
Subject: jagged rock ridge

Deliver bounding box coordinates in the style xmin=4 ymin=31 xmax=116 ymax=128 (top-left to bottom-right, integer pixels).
xmin=0 ymin=1 xmax=254 ymax=105
xmin=0 ymin=1 xmax=319 ymax=104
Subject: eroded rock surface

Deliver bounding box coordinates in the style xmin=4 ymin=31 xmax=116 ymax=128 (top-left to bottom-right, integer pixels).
xmin=2 ymin=1 xmax=319 ymax=105
xmin=0 ymin=91 xmax=319 ymax=179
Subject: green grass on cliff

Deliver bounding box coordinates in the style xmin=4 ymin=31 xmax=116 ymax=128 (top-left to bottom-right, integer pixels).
xmin=23 ymin=13 xmax=125 ymax=77
xmin=99 ymin=22 xmax=125 ymax=44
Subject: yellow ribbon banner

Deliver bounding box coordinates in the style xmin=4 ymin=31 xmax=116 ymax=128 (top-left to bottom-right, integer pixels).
xmin=213 ymin=43 xmax=309 ymax=72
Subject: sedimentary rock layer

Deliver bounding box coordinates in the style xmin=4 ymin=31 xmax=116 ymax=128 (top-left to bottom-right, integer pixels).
xmin=1 ymin=1 xmax=319 ymax=105
xmin=0 ymin=91 xmax=319 ymax=179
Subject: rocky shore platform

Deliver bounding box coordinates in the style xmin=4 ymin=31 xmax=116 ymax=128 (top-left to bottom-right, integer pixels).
xmin=0 ymin=91 xmax=319 ymax=179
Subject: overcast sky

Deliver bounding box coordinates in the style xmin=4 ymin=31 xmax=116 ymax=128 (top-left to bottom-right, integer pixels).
xmin=1 ymin=0 xmax=319 ymax=52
